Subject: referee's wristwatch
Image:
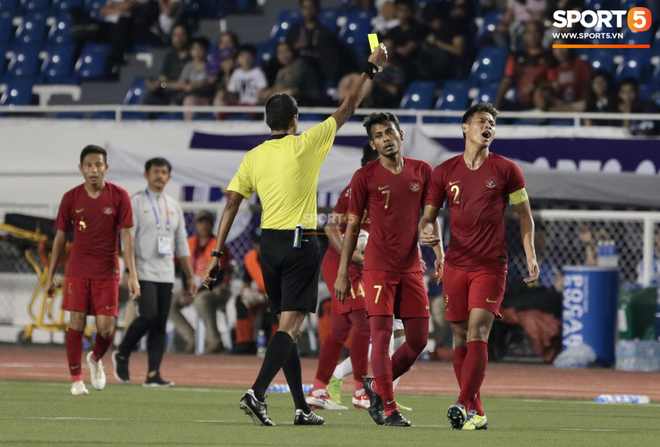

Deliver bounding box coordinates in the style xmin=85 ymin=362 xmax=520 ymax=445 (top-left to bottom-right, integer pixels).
xmin=211 ymin=250 xmax=224 ymax=258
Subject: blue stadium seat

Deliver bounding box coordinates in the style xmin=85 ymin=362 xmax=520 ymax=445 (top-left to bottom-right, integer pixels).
xmin=620 ymin=28 xmax=652 ymax=46
xmin=84 ymin=0 xmax=106 ymax=20
xmin=256 ymin=40 xmax=276 ymax=67
xmin=588 ymin=23 xmax=618 ymax=45
xmin=615 ymin=48 xmax=651 ymax=82
xmin=270 ymin=10 xmax=301 ymax=43
xmin=319 ymin=10 xmax=338 ymax=34
xmin=182 ymin=0 xmax=200 ymax=14
xmin=0 ymin=12 xmax=13 ymax=44
xmin=584 ymin=0 xmax=615 ymax=10
xmin=124 ymin=76 xmax=145 ymax=104
xmin=47 ymin=12 xmax=72 ymax=43
xmin=51 ymin=0 xmax=82 ymax=12
xmin=0 ymin=0 xmax=17 ymax=11
xmin=338 ymin=10 xmax=374 ymax=45
xmin=0 ymin=43 xmax=6 ymax=78
xmin=470 ymin=46 xmax=507 ymax=86
xmin=41 ymin=43 xmax=75 ymax=83
xmin=651 ymin=63 xmax=660 ymax=84
xmin=580 ymin=48 xmax=615 ymax=72
xmin=400 ymin=81 xmax=436 ymax=109
xmin=6 ymin=43 xmax=39 ymax=79
xmin=652 ymin=27 xmax=660 ymax=55
xmin=14 ymin=12 xmax=47 ymax=44
xmin=639 ymin=83 xmax=654 ymax=101
xmin=74 ymin=43 xmax=110 ymax=79
xmin=474 ymin=11 xmax=504 ymax=46
xmin=20 ymin=0 xmax=50 ymax=12
xmin=473 ymin=82 xmax=499 ymax=105
xmin=620 ymin=0 xmax=648 ymax=9
xmin=429 ymin=80 xmax=471 ymax=123
xmin=1 ymin=79 xmax=34 ymax=105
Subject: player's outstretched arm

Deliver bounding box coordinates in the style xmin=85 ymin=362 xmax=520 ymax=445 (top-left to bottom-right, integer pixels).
xmin=335 ymin=221 xmax=361 ymax=304
xmin=514 ymin=199 xmax=539 ymax=283
xmin=331 ymin=44 xmax=388 ymax=131
xmin=202 ymin=191 xmax=244 ymax=289
xmin=120 ymin=228 xmax=141 ymax=299
xmin=45 ymin=230 xmax=67 ymax=297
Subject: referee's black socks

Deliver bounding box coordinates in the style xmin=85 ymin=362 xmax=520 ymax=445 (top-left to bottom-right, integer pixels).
xmin=252 ymin=331 xmax=294 ymax=401
xmin=282 ymin=343 xmax=311 ymax=413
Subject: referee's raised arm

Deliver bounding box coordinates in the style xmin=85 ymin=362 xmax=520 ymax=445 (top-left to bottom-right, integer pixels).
xmin=331 ymin=44 xmax=388 ymax=131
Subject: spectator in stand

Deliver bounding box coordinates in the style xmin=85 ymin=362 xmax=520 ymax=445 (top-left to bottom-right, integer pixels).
xmin=383 ymin=0 xmax=427 ymax=79
xmin=417 ymin=4 xmax=467 ymax=80
xmin=169 ymin=211 xmax=233 ymax=353
xmin=161 ymin=37 xmax=215 ymax=121
xmin=494 ymin=20 xmax=554 ymax=111
xmin=258 ymin=42 xmax=321 ymax=106
xmin=143 ymin=23 xmax=191 ymax=106
xmin=372 ymin=0 xmax=400 ymax=35
xmin=286 ymin=0 xmax=341 ymax=81
xmin=154 ymin=0 xmax=182 ymax=42
xmin=496 ymin=0 xmax=547 ymax=49
xmin=545 ymin=39 xmax=591 ymax=110
xmin=584 ymin=71 xmax=618 ymax=127
xmin=213 ymin=45 xmax=268 ymax=115
xmin=206 ymin=31 xmax=239 ymax=79
xmin=617 ymin=78 xmax=659 ymax=133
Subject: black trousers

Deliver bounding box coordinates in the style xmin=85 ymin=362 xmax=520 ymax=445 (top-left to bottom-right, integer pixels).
xmin=119 ymin=281 xmax=173 ymax=373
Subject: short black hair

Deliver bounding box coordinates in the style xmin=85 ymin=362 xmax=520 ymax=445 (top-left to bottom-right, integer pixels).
xmin=361 ymin=141 xmax=379 ymax=166
xmin=145 ymin=157 xmax=172 ymax=174
xmin=265 ymin=93 xmax=298 ymax=131
xmin=238 ymin=44 xmax=257 ymax=58
xmin=172 ymin=22 xmax=190 ymax=38
xmin=221 ymin=30 xmax=239 ymax=48
xmin=80 ymin=145 xmax=107 ymax=165
xmin=619 ymin=77 xmax=639 ymax=92
xmin=394 ymin=0 xmax=415 ymax=10
xmin=300 ymin=0 xmax=320 ymax=9
xmin=191 ymin=37 xmax=210 ymax=52
xmin=363 ymin=112 xmax=401 ymax=140
xmin=462 ymin=102 xmax=498 ymax=140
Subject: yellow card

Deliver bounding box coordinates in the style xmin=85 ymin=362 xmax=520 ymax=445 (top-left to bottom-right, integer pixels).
xmin=368 ymin=34 xmax=379 ymax=53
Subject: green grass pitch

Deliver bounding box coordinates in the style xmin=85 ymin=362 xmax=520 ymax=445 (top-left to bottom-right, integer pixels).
xmin=1 ymin=380 xmax=659 ymax=446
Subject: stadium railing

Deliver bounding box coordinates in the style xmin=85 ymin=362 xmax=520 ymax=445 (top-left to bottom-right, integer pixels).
xmin=0 ymin=105 xmax=660 ymax=125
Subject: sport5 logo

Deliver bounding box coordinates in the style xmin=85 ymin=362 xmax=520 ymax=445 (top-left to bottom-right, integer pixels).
xmin=553 ymin=7 xmax=651 ymax=32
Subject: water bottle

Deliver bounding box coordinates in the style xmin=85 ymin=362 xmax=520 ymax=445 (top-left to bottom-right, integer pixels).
xmin=257 ymin=330 xmax=267 ymax=358
xmin=595 ymin=394 xmax=650 ymax=404
xmin=597 ymin=240 xmax=618 ymax=268
xmin=302 ymin=384 xmax=313 ymax=394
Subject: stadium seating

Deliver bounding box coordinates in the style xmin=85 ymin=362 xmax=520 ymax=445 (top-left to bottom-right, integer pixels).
xmin=584 ymin=0 xmax=614 ymax=10
xmin=474 ymin=11 xmax=504 ymax=46
xmin=430 ymin=80 xmax=470 ymax=123
xmin=20 ymin=0 xmax=50 ymax=12
xmin=0 ymin=79 xmax=34 ymax=105
xmin=14 ymin=12 xmax=47 ymax=44
xmin=270 ymin=10 xmax=301 ymax=43
xmin=0 ymin=0 xmax=17 ymax=11
xmin=615 ymin=49 xmax=652 ymax=82
xmin=473 ymin=82 xmax=499 ymax=105
xmin=74 ymin=43 xmax=110 ymax=79
xmin=0 ymin=44 xmax=6 ymax=77
xmin=400 ymin=81 xmax=436 ymax=110
xmin=40 ymin=43 xmax=75 ymax=83
xmin=51 ymin=0 xmax=82 ymax=12
xmin=124 ymin=76 xmax=145 ymax=105
xmin=47 ymin=12 xmax=72 ymax=44
xmin=580 ymin=48 xmax=615 ymax=72
xmin=0 ymin=12 xmax=12 ymax=44
xmin=620 ymin=29 xmax=652 ymax=46
xmin=84 ymin=0 xmax=107 ymax=20
xmin=470 ymin=46 xmax=507 ymax=86
xmin=338 ymin=10 xmax=375 ymax=46
xmin=6 ymin=43 xmax=39 ymax=79
xmin=318 ymin=10 xmax=338 ymax=35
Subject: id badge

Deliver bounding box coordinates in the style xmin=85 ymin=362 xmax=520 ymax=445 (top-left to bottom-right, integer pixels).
xmin=158 ymin=234 xmax=173 ymax=256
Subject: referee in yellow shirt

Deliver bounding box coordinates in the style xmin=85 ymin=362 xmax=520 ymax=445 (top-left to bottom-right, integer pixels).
xmin=202 ymin=45 xmax=388 ymax=426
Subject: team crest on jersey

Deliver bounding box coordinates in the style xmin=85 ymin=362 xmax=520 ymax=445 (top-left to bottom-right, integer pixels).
xmin=486 ymin=179 xmax=497 ymax=188
xmin=103 ymin=206 xmax=113 ymax=215
xmin=409 ymin=181 xmax=421 ymax=192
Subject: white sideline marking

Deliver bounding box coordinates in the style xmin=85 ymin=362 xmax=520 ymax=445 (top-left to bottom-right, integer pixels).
xmin=516 ymin=398 xmax=660 ymax=408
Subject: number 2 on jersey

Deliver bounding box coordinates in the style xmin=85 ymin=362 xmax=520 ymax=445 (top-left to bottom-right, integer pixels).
xmin=451 ymin=185 xmax=460 ymax=204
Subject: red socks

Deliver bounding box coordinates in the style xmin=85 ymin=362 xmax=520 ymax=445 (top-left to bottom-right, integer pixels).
xmin=391 ymin=317 xmax=429 ymax=380
xmin=453 ymin=347 xmax=467 ymax=388
xmin=66 ymin=328 xmax=84 ymax=383
xmin=348 ymin=309 xmax=370 ymax=390
xmin=92 ymin=330 xmax=115 ymax=362
xmin=370 ymin=315 xmax=396 ymax=415
xmin=458 ymin=341 xmax=487 ymax=416
xmin=312 ymin=335 xmax=344 ymax=391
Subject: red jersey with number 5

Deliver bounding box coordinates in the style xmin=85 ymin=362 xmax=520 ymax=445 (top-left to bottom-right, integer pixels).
xmin=54 ymin=183 xmax=133 ymax=280
xmin=426 ymin=153 xmax=525 ymax=272
xmin=348 ymin=157 xmax=432 ymax=273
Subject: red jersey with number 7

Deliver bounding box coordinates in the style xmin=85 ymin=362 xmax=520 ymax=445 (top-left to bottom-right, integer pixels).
xmin=348 ymin=157 xmax=433 ymax=273
xmin=425 ymin=153 xmax=525 ymax=272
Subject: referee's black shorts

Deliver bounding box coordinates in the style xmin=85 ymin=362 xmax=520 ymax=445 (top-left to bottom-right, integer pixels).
xmin=261 ymin=229 xmax=321 ymax=314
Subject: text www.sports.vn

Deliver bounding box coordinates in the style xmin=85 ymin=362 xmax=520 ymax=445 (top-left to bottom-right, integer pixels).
xmin=552 ymin=32 xmax=623 ymax=39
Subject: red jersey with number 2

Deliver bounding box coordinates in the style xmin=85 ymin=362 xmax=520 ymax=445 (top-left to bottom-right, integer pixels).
xmin=426 ymin=153 xmax=525 ymax=272
xmin=348 ymin=157 xmax=432 ymax=273
xmin=55 ymin=183 xmax=133 ymax=280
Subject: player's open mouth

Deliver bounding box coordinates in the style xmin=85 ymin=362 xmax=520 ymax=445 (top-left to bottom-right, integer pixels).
xmin=384 ymin=143 xmax=394 ymax=150
xmin=482 ymin=131 xmax=492 ymax=139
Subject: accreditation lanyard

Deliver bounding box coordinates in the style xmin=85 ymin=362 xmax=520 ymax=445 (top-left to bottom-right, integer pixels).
xmin=146 ymin=189 xmax=172 ymax=256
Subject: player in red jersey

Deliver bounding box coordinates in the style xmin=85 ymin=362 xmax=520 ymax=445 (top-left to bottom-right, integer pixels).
xmin=306 ymin=144 xmax=378 ymax=411
xmin=419 ymin=103 xmax=539 ymax=430
xmin=45 ymin=145 xmax=140 ymax=396
xmin=336 ymin=112 xmax=436 ymax=427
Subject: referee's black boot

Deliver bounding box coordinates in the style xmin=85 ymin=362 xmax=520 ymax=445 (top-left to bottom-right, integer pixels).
xmin=294 ymin=409 xmax=325 ymax=426
xmin=384 ymin=411 xmax=411 ymax=427
xmin=239 ymin=390 xmax=276 ymax=426
xmin=363 ymin=378 xmax=386 ymax=425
